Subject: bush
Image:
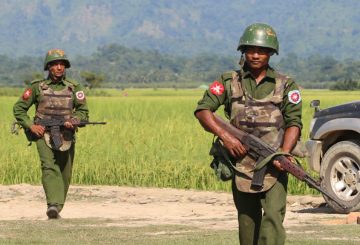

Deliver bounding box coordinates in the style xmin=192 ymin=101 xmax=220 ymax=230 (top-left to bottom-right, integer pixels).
xmin=330 ymin=79 xmax=360 ymax=90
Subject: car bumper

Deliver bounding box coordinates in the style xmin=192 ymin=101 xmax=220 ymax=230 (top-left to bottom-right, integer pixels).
xmin=305 ymin=139 xmax=322 ymax=172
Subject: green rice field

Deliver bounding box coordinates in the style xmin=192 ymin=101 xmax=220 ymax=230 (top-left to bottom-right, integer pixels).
xmin=1 ymin=88 xmax=360 ymax=194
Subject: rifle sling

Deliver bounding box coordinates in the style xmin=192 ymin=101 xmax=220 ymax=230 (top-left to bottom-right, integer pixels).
xmin=254 ymin=152 xmax=293 ymax=170
xmin=215 ymin=141 xmax=292 ymax=189
xmin=251 ymin=152 xmax=298 ymax=190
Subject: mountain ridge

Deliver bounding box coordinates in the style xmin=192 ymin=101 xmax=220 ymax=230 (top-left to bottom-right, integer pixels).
xmin=1 ymin=0 xmax=360 ymax=59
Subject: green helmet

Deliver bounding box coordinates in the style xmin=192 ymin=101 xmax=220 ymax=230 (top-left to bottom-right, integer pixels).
xmin=43 ymin=49 xmax=71 ymax=70
xmin=237 ymin=23 xmax=279 ymax=54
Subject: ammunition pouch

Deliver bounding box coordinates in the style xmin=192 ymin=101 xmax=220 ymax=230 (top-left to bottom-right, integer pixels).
xmin=209 ymin=138 xmax=234 ymax=181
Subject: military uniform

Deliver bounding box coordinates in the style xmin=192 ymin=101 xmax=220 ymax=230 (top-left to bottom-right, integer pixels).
xmin=13 ymin=49 xmax=88 ymax=218
xmin=195 ymin=64 xmax=302 ymax=244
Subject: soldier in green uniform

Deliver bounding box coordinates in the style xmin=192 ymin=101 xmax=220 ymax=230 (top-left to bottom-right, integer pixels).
xmin=194 ymin=23 xmax=302 ymax=244
xmin=13 ymin=49 xmax=89 ymax=219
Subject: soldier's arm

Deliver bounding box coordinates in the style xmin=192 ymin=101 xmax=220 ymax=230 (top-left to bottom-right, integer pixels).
xmin=72 ymin=83 xmax=89 ymax=122
xmin=195 ymin=109 xmax=247 ymax=158
xmin=281 ymin=126 xmax=300 ymax=153
xmin=281 ymin=79 xmax=302 ymax=150
xmin=194 ymin=74 xmax=247 ymax=158
xmin=13 ymin=85 xmax=36 ymax=129
xmin=273 ymin=79 xmax=302 ymax=170
xmin=281 ymin=79 xmax=303 ymax=130
xmin=13 ymin=84 xmax=45 ymax=137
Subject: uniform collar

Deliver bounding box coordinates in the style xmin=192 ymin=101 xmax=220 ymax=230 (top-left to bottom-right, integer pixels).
xmin=242 ymin=64 xmax=276 ymax=81
xmin=45 ymin=76 xmax=66 ymax=85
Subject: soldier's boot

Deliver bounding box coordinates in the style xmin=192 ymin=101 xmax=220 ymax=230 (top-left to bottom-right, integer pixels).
xmin=46 ymin=206 xmax=60 ymax=219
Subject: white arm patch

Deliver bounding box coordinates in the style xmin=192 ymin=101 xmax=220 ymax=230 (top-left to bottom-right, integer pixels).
xmin=288 ymin=90 xmax=301 ymax=104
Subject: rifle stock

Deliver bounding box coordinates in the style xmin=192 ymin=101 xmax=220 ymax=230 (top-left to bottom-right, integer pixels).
xmin=213 ymin=114 xmax=348 ymax=211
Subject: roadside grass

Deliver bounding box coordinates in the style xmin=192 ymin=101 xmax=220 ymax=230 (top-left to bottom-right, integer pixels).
xmin=0 ymin=219 xmax=237 ymax=245
xmin=286 ymin=224 xmax=360 ymax=245
xmin=0 ymin=218 xmax=359 ymax=245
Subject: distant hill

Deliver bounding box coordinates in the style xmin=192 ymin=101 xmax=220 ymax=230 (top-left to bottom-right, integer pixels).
xmin=1 ymin=0 xmax=360 ymax=59
xmin=3 ymin=44 xmax=360 ymax=89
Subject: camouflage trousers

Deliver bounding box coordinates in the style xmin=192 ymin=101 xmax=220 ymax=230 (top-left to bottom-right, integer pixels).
xmin=232 ymin=172 xmax=288 ymax=245
xmin=36 ymin=138 xmax=75 ymax=212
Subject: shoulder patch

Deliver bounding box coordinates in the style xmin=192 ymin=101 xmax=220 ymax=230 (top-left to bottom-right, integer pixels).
xmin=288 ymin=90 xmax=301 ymax=104
xmin=209 ymin=81 xmax=225 ymax=96
xmin=75 ymin=91 xmax=85 ymax=101
xmin=22 ymin=88 xmax=32 ymax=100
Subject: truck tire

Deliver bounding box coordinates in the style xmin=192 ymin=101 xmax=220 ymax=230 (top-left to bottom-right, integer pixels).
xmin=320 ymin=140 xmax=360 ymax=213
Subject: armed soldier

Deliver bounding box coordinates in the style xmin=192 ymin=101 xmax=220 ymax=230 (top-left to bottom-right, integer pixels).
xmin=13 ymin=49 xmax=89 ymax=219
xmin=195 ymin=23 xmax=302 ymax=244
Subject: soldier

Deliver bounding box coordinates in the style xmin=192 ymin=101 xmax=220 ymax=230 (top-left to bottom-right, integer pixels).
xmin=194 ymin=23 xmax=302 ymax=244
xmin=13 ymin=49 xmax=89 ymax=219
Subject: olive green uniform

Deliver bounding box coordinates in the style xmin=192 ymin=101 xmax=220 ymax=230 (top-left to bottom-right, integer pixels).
xmin=13 ymin=77 xmax=88 ymax=212
xmin=195 ymin=65 xmax=302 ymax=245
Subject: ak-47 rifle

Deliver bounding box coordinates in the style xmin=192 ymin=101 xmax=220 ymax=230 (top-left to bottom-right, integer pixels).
xmin=34 ymin=118 xmax=106 ymax=150
xmin=213 ymin=114 xmax=348 ymax=211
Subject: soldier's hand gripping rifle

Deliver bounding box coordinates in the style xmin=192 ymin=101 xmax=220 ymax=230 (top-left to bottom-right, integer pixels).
xmin=34 ymin=118 xmax=106 ymax=150
xmin=213 ymin=114 xmax=348 ymax=211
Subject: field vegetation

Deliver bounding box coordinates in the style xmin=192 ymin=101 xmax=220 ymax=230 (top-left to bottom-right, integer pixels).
xmin=1 ymin=218 xmax=358 ymax=245
xmin=1 ymin=88 xmax=360 ymax=195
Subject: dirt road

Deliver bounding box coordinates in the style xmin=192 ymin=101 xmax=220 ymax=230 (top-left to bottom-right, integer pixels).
xmin=0 ymin=184 xmax=358 ymax=228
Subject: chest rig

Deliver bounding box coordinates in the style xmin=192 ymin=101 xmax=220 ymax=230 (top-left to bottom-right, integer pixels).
xmin=36 ymin=81 xmax=74 ymax=120
xmin=230 ymin=71 xmax=289 ymax=193
xmin=35 ymin=81 xmax=75 ymax=151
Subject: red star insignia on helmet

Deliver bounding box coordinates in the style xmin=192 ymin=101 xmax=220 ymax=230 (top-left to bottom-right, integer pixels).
xmin=210 ymin=81 xmax=224 ymax=96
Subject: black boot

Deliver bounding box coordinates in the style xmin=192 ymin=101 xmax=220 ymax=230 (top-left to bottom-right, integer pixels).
xmin=46 ymin=206 xmax=59 ymax=219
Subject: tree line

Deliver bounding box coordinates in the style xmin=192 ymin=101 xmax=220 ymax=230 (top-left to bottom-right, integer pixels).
xmin=2 ymin=44 xmax=360 ymax=90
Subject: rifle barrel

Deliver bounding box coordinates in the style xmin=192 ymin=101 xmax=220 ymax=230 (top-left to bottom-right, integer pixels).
xmin=79 ymin=121 xmax=107 ymax=125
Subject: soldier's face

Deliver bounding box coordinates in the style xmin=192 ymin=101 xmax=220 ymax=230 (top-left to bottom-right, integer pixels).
xmin=244 ymin=46 xmax=272 ymax=70
xmin=48 ymin=61 xmax=66 ymax=79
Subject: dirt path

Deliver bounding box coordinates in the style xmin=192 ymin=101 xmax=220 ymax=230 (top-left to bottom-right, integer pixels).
xmin=0 ymin=184 xmax=357 ymax=228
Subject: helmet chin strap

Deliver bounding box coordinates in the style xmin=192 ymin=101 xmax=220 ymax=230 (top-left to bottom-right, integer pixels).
xmin=239 ymin=54 xmax=245 ymax=67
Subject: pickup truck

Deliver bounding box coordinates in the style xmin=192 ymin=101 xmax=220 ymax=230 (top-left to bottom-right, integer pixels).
xmin=306 ymin=100 xmax=360 ymax=213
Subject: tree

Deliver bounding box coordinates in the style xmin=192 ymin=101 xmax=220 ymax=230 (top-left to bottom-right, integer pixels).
xmin=330 ymin=79 xmax=359 ymax=90
xmin=24 ymin=72 xmax=44 ymax=86
xmin=80 ymin=71 xmax=105 ymax=89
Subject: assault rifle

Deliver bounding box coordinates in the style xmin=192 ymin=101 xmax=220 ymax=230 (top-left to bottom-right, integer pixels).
xmin=213 ymin=114 xmax=348 ymax=211
xmin=35 ymin=118 xmax=106 ymax=150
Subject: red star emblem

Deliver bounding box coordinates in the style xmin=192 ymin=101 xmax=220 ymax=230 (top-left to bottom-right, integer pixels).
xmin=76 ymin=91 xmax=85 ymax=100
xmin=22 ymin=88 xmax=32 ymax=100
xmin=210 ymin=81 xmax=224 ymax=96
xmin=288 ymin=90 xmax=301 ymax=104
xmin=291 ymin=93 xmax=299 ymax=102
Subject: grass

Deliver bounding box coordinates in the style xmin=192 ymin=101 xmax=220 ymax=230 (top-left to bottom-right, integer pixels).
xmin=2 ymin=88 xmax=360 ymax=194
xmin=0 ymin=219 xmax=237 ymax=245
xmin=0 ymin=219 xmax=359 ymax=245
xmin=286 ymin=224 xmax=360 ymax=245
